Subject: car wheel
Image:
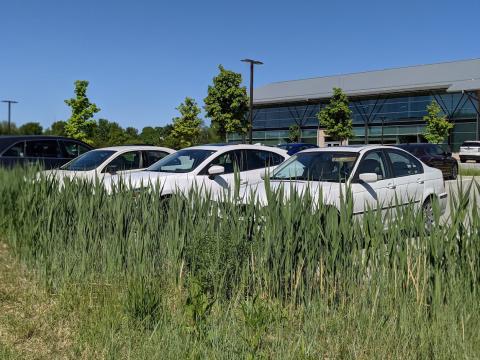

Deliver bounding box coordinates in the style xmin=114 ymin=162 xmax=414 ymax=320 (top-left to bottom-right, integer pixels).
xmin=422 ymin=197 xmax=437 ymax=233
xmin=460 ymin=157 xmax=466 ymax=163
xmin=451 ymin=164 xmax=458 ymax=180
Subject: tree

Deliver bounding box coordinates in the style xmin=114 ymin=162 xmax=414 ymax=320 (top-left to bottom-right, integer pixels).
xmin=423 ymin=100 xmax=453 ymax=144
xmin=45 ymin=121 xmax=67 ymax=136
xmin=168 ymin=97 xmax=203 ymax=149
xmin=18 ymin=122 xmax=43 ymax=135
xmin=288 ymin=124 xmax=301 ymax=142
xmin=317 ymin=87 xmax=354 ymax=143
xmin=204 ymin=65 xmax=249 ymax=140
xmin=92 ymin=118 xmax=128 ymax=147
xmin=0 ymin=121 xmax=18 ymax=135
xmin=140 ymin=125 xmax=174 ymax=146
xmin=64 ymin=80 xmax=100 ymax=144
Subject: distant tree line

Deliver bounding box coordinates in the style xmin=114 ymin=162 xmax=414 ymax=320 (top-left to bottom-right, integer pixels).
xmin=1 ymin=65 xmax=249 ymax=149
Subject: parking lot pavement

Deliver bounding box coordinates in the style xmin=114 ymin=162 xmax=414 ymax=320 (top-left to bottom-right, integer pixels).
xmin=442 ymin=177 xmax=479 ymax=223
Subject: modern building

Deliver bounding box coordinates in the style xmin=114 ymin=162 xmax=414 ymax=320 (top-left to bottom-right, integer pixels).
xmin=233 ymin=58 xmax=480 ymax=151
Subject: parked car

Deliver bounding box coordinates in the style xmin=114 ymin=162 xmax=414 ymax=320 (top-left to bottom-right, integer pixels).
xmin=459 ymin=141 xmax=480 ymax=163
xmin=0 ymin=135 xmax=93 ymax=169
xmin=393 ymin=143 xmax=458 ymax=180
xmin=277 ymin=143 xmax=319 ymax=155
xmin=41 ymin=145 xmax=175 ymax=182
xmin=237 ymin=145 xmax=447 ymax=227
xmin=103 ymin=144 xmax=289 ymax=198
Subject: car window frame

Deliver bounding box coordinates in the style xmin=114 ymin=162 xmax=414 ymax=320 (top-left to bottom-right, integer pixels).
xmin=198 ymin=149 xmax=246 ymax=175
xmin=383 ymin=148 xmax=424 ymax=178
xmin=101 ymin=150 xmax=143 ymax=173
xmin=0 ymin=141 xmax=26 ymax=157
xmin=24 ymin=139 xmax=62 ymax=159
xmin=352 ymin=149 xmax=392 ymax=182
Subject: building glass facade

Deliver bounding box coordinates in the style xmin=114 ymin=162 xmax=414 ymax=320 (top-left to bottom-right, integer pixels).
xmin=230 ymin=91 xmax=479 ymax=151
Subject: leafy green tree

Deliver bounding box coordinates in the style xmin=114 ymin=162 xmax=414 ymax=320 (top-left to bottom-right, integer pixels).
xmin=288 ymin=124 xmax=301 ymax=142
xmin=423 ymin=101 xmax=453 ymax=144
xmin=0 ymin=121 xmax=18 ymax=135
xmin=45 ymin=121 xmax=67 ymax=136
xmin=168 ymin=97 xmax=203 ymax=149
xmin=140 ymin=125 xmax=174 ymax=146
xmin=18 ymin=122 xmax=43 ymax=135
xmin=317 ymin=87 xmax=354 ymax=143
xmin=92 ymin=118 xmax=127 ymax=147
xmin=64 ymin=80 xmax=100 ymax=144
xmin=204 ymin=65 xmax=249 ymax=140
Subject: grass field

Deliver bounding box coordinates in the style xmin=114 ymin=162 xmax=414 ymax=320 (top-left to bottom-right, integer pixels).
xmin=459 ymin=166 xmax=480 ymax=177
xmin=0 ymin=168 xmax=479 ymax=359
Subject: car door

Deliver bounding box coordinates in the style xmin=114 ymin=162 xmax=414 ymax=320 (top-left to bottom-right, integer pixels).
xmin=25 ymin=139 xmax=64 ymax=169
xmin=0 ymin=141 xmax=26 ymax=167
xmin=101 ymin=151 xmax=143 ymax=177
xmin=350 ymin=150 xmax=396 ymax=219
xmin=143 ymin=150 xmax=171 ymax=168
xmin=195 ymin=150 xmax=247 ymax=197
xmin=384 ymin=148 xmax=424 ymax=210
xmin=243 ymin=149 xmax=286 ymax=184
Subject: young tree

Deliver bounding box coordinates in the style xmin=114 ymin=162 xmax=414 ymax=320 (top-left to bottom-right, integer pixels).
xmin=317 ymin=87 xmax=354 ymax=144
xmin=423 ymin=100 xmax=453 ymax=144
xmin=204 ymin=65 xmax=249 ymax=140
xmin=18 ymin=122 xmax=43 ymax=135
xmin=288 ymin=124 xmax=301 ymax=142
xmin=168 ymin=97 xmax=202 ymax=149
xmin=64 ymin=80 xmax=100 ymax=144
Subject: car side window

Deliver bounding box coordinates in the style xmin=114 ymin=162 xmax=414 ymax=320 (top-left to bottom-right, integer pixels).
xmin=385 ymin=150 xmax=423 ymax=177
xmin=245 ymin=150 xmax=284 ymax=170
xmin=25 ymin=140 xmax=61 ymax=158
xmin=144 ymin=151 xmax=169 ymax=167
xmin=202 ymin=150 xmax=246 ymax=174
xmin=2 ymin=142 xmax=25 ymax=157
xmin=355 ymin=151 xmax=388 ymax=180
xmin=106 ymin=151 xmax=141 ymax=171
xmin=62 ymin=140 xmax=90 ymax=158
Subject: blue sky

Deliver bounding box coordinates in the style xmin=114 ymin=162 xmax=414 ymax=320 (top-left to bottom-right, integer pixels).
xmin=1 ymin=0 xmax=479 ymax=130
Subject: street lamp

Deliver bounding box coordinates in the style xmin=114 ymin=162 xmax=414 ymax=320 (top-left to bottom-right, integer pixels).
xmin=2 ymin=100 xmax=18 ymax=135
xmin=241 ymin=58 xmax=263 ymax=144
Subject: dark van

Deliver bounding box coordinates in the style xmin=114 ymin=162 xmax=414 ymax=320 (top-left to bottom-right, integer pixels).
xmin=0 ymin=136 xmax=93 ymax=169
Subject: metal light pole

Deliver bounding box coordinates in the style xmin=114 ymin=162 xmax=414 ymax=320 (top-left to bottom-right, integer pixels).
xmin=2 ymin=100 xmax=18 ymax=135
xmin=241 ymin=59 xmax=263 ymax=144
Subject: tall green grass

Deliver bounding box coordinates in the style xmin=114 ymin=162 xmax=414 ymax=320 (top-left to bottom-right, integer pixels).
xmin=0 ymin=167 xmax=479 ymax=358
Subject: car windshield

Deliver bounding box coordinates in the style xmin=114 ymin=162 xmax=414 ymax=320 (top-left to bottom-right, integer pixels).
xmin=424 ymin=145 xmax=446 ymax=156
xmin=270 ymin=151 xmax=358 ymax=182
xmin=60 ymin=150 xmax=115 ymax=171
xmin=147 ymin=149 xmax=215 ymax=173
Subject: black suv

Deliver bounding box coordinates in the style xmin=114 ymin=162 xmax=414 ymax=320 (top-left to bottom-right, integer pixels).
xmin=0 ymin=136 xmax=93 ymax=169
xmin=394 ymin=143 xmax=458 ymax=180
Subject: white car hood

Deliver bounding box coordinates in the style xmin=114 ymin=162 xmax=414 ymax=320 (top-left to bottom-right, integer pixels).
xmin=238 ymin=180 xmax=345 ymax=207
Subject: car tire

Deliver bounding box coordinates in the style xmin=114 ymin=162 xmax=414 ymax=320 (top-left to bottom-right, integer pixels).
xmin=451 ymin=164 xmax=458 ymax=180
xmin=422 ymin=197 xmax=438 ymax=233
xmin=460 ymin=157 xmax=466 ymax=163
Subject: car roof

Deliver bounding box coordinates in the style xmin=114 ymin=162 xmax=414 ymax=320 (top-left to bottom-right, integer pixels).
xmin=183 ymin=143 xmax=289 ymax=155
xmin=92 ymin=145 xmax=174 ymax=152
xmin=300 ymin=145 xmax=391 ymax=153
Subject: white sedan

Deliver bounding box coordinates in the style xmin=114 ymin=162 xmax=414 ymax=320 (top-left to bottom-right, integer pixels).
xmin=237 ymin=145 xmax=447 ymax=225
xmin=42 ymin=145 xmax=175 ymax=182
xmin=103 ymin=144 xmax=289 ymax=198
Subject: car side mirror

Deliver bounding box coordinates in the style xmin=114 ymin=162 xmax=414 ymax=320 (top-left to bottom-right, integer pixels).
xmin=359 ymin=173 xmax=378 ymax=183
xmin=208 ymin=165 xmax=225 ymax=178
xmin=105 ymin=164 xmax=118 ymax=175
